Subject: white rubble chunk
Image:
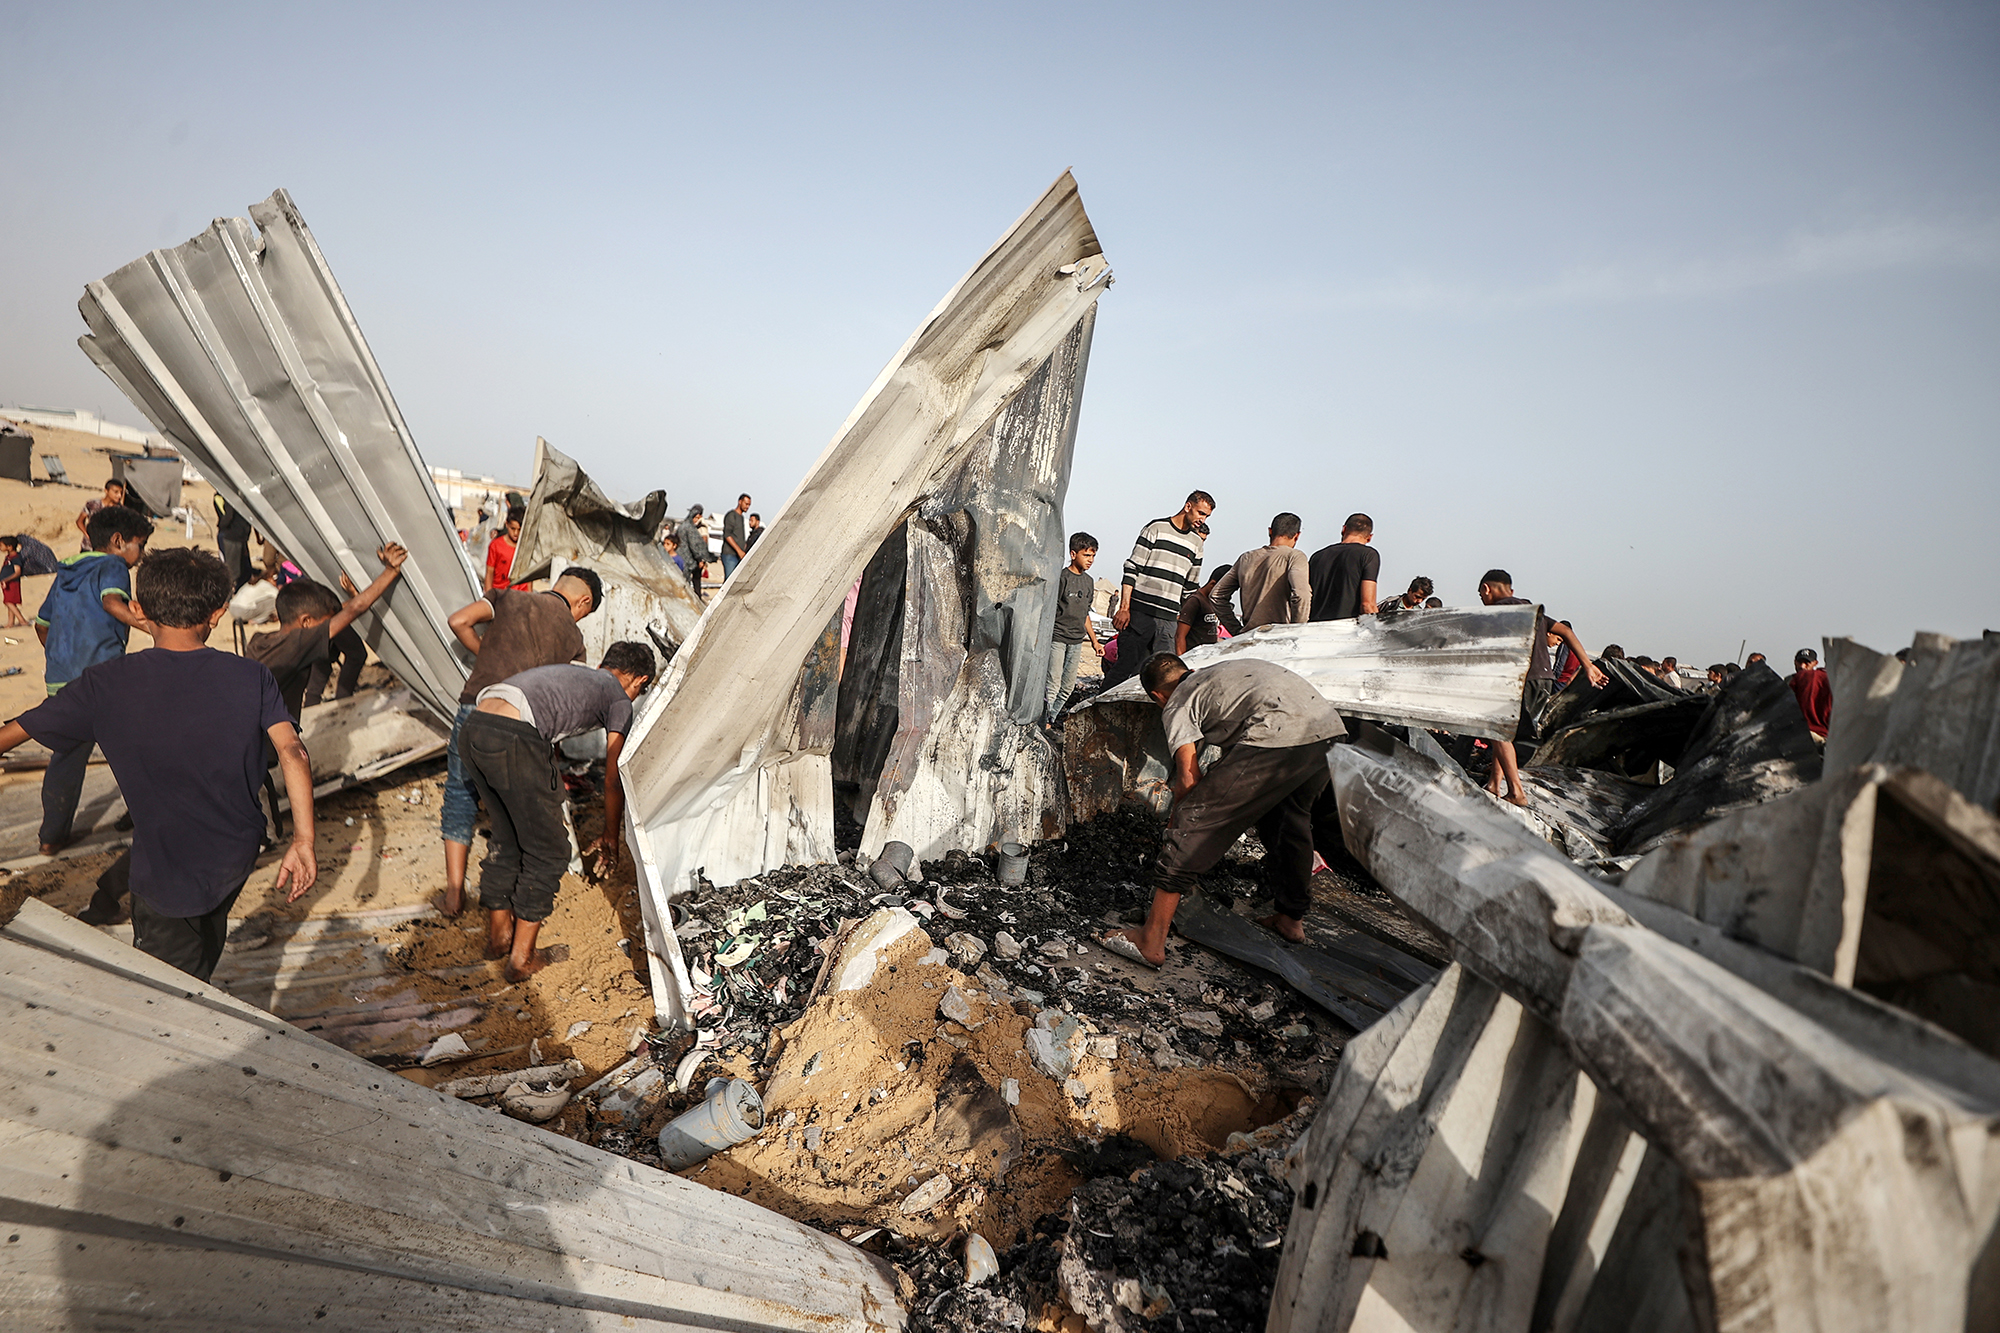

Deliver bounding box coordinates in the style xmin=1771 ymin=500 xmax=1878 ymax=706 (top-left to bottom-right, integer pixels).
xmin=939 ymin=985 xmax=984 ymax=1029
xmin=1180 ymin=1010 xmax=1225 ymax=1036
xmin=993 ymin=931 xmax=1023 ymax=960
xmin=831 ymin=908 xmax=927 ymax=993
xmin=944 ymin=932 xmax=988 ymax=967
xmin=899 ymin=1173 xmax=955 ymax=1215
xmin=420 ymin=1032 xmax=472 ymax=1066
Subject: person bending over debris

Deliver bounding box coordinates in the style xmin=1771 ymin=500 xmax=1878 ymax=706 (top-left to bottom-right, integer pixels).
xmin=1212 ymin=512 xmax=1310 ymax=632
xmin=1175 ymin=562 xmax=1241 ymax=655
xmin=441 ymin=568 xmax=602 ymax=917
xmin=1476 ymin=569 xmax=1607 ymax=807
xmin=247 ymin=544 xmax=407 ymax=724
xmin=1787 ymin=647 xmax=1832 ymax=743
xmin=1108 ymin=491 xmax=1213 ymax=688
xmin=461 ymin=642 xmax=654 ymax=981
xmin=1 ymin=549 xmax=316 ymax=981
xmin=1106 ymin=652 xmax=1345 ymax=968
xmin=35 ymin=503 xmax=152 ymax=855
xmin=1046 ymin=531 xmax=1104 ymax=723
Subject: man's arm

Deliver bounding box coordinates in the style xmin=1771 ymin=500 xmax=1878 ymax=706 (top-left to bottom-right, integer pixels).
xmin=592 ymin=732 xmax=628 ymax=871
xmin=0 ymin=720 xmax=29 ymax=756
xmin=1169 ymin=742 xmax=1200 ymax=801
xmin=447 ymin=598 xmax=494 ymax=655
xmin=266 ymin=721 xmax=318 ymax=903
xmin=1553 ymin=621 xmax=1609 ymax=689
xmin=329 ymin=544 xmax=407 ymax=637
xmin=1174 ymin=618 xmax=1191 ymax=656
xmin=1286 ymin=552 xmax=1311 ymax=623
xmin=1358 ymin=580 xmax=1378 ymax=616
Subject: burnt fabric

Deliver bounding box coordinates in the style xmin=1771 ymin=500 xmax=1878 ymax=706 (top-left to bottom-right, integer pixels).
xmin=460 ymin=711 xmax=570 ymax=922
xmin=1154 ymin=741 xmax=1331 ymax=919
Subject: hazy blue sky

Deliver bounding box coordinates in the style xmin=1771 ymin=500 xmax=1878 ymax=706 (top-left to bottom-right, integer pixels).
xmin=3 ymin=2 xmax=1995 ymax=664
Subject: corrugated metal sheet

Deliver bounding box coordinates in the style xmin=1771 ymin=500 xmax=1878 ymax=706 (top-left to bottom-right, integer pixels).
xmin=1078 ymin=605 xmax=1539 ymax=740
xmin=77 ymin=189 xmax=479 ymax=723
xmin=618 ymin=173 xmax=1111 ymax=1026
xmin=0 ymin=899 xmax=905 ymax=1330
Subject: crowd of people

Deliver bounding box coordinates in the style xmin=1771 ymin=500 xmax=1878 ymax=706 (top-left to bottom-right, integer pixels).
xmin=661 ymin=494 xmax=763 ymax=601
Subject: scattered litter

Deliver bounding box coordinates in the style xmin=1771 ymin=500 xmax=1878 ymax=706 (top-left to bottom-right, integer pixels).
xmin=899 ymin=1173 xmax=954 ymax=1216
xmin=435 ymin=1059 xmax=584 ymax=1100
xmin=963 ymin=1232 xmax=999 ymax=1285
xmin=499 ymin=1080 xmax=572 ymax=1123
xmin=419 ymin=1032 xmax=472 ymax=1067
xmin=563 ymin=1020 xmax=592 ymax=1041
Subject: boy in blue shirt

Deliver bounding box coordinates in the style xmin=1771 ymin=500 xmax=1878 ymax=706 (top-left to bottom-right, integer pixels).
xmin=2 ymin=548 xmax=316 ymax=981
xmin=35 ymin=504 xmax=152 ymax=854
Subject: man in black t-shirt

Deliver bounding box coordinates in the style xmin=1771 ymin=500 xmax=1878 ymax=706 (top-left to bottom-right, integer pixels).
xmin=1477 ymin=569 xmax=1607 ymax=807
xmin=1307 ymin=513 xmax=1381 ymax=621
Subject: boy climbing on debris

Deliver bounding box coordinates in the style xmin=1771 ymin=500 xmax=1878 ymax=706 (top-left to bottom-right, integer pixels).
xmin=440 ymin=568 xmax=602 ymax=917
xmin=0 ymin=549 xmax=316 ymax=982
xmin=247 ymin=543 xmax=407 ymax=724
xmin=34 ymin=503 xmax=153 ymax=855
xmin=460 ymin=641 xmax=654 ymax=982
xmin=1106 ymin=651 xmax=1345 ymax=968
xmin=1476 ymin=569 xmax=1607 ymax=807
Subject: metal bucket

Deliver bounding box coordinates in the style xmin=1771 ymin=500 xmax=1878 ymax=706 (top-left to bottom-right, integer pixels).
xmin=657 ymin=1078 xmax=764 ymax=1170
xmin=997 ymin=841 xmax=1028 ymax=886
xmin=869 ymin=840 xmax=915 ymax=890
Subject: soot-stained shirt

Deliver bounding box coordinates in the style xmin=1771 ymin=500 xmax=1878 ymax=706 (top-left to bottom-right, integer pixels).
xmin=15 ymin=648 xmax=290 ymax=916
xmin=1052 ymin=567 xmax=1096 ymax=644
xmin=460 ymin=589 xmax=586 ymax=704
xmin=1161 ymin=658 xmax=1346 ymax=755
xmin=1306 ymin=543 xmax=1381 ymax=622
xmin=480 ymin=664 xmax=633 ymax=743
xmin=246 ymin=621 xmax=332 ymax=723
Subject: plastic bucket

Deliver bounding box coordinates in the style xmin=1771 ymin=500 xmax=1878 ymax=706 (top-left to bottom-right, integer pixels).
xmin=657 ymin=1078 xmax=765 ymax=1169
xmin=869 ymin=840 xmax=915 ymax=891
xmin=997 ymin=842 xmax=1028 ymax=886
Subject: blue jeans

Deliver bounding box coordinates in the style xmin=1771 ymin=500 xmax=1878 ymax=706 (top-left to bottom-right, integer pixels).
xmin=720 ymin=548 xmax=740 ymax=578
xmin=1046 ymin=640 xmax=1085 ymax=720
xmin=441 ymin=701 xmax=480 ymax=846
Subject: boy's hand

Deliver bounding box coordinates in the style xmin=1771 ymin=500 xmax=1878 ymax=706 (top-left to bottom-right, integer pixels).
xmin=339 ymin=572 xmax=358 ymax=596
xmin=275 ymin=839 xmax=318 ymax=903
xmin=584 ymin=836 xmax=621 ymax=875
xmin=379 ymin=542 xmax=408 ymax=570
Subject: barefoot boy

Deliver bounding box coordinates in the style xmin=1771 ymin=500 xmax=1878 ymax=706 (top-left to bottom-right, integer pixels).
xmin=35 ymin=504 xmax=153 ymax=854
xmin=1110 ymin=651 xmax=1344 ymax=966
xmin=460 ymin=642 xmax=653 ymax=982
xmin=1045 ymin=532 xmax=1104 ymax=722
xmin=0 ymin=549 xmax=316 ymax=981
xmin=1475 ymin=569 xmax=1607 ymax=807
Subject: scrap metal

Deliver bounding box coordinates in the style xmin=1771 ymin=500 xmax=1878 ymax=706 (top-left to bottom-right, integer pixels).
xmin=618 ymin=173 xmax=1112 ymax=1026
xmin=77 ymin=189 xmax=480 ymax=723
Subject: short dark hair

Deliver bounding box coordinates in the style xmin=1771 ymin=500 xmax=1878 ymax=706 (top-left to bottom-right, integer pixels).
xmin=1185 ymin=490 xmax=1215 ymax=509
xmin=1603 ymin=644 xmax=1626 ymax=659
xmin=1068 ymin=531 xmax=1098 ymax=553
xmin=601 ymin=640 xmax=656 ymax=686
xmin=134 ymin=548 xmax=231 ymax=628
xmin=1269 ymin=512 xmax=1301 ymax=539
xmin=1478 ymin=568 xmax=1512 ymax=588
xmin=749 ymin=513 xmax=760 ymax=521
xmin=1205 ymin=562 xmax=1233 ymax=585
xmin=1747 ymin=652 xmax=1766 ymax=664
xmin=274 ymin=578 xmax=342 ymax=624
xmin=1139 ymin=651 xmax=1189 ymax=695
xmin=87 ymin=504 xmax=153 ymax=551
xmin=738 ymin=493 xmax=751 ymax=503
xmin=1407 ymin=576 xmax=1434 ymax=599
xmin=559 ymin=566 xmax=603 ymax=616
xmin=1342 ymin=513 xmax=1374 ymax=536
xmin=0 ymin=536 xmax=19 ymax=550
xmin=104 ymin=478 xmax=126 ymax=492
xmin=1423 ymin=597 xmax=1443 ymax=608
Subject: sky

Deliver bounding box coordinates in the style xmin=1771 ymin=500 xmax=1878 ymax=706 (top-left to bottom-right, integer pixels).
xmin=2 ymin=1 xmax=1995 ymax=665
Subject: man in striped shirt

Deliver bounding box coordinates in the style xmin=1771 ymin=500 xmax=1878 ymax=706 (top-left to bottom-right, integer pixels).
xmin=1107 ymin=491 xmax=1214 ymax=687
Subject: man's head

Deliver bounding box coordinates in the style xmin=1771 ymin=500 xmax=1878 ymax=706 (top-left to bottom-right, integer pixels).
xmin=748 ymin=513 xmax=762 ymax=529
xmin=1140 ymin=652 xmax=1190 ymax=706
xmin=1747 ymin=652 xmax=1767 ymax=666
xmin=688 ymin=503 xmax=705 ymax=520
xmin=504 ymin=507 xmax=524 ymax=542
xmin=1405 ymin=576 xmax=1435 ymax=605
xmin=1603 ymin=644 xmax=1626 ymax=660
xmin=1068 ymin=531 xmax=1098 ymax=572
xmin=87 ymin=504 xmax=153 ymax=565
xmin=1475 ymin=568 xmax=1513 ymax=605
xmin=1423 ymin=597 xmax=1443 ymax=608
xmin=736 ymin=493 xmax=752 ymax=512
xmin=1202 ymin=562 xmax=1233 ymax=590
xmin=553 ymin=567 xmax=603 ymax=620
xmin=102 ymin=478 xmax=127 ymax=502
xmin=273 ymin=579 xmax=342 ymax=629
xmin=1794 ymin=648 xmax=1818 ymax=669
xmin=1661 ymin=656 xmax=1678 ymax=672
xmin=1268 ymin=513 xmax=1302 ymax=548
xmin=1707 ymin=664 xmax=1728 ymax=683
xmin=1341 ymin=513 xmax=1374 ymax=543
xmin=134 ymin=547 xmax=232 ymax=632
xmin=600 ymin=640 xmax=657 ymax=699
xmin=1177 ymin=490 xmax=1215 ymax=532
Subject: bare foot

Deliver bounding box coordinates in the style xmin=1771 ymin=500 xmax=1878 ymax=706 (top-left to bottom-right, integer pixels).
xmin=1258 ymin=913 xmax=1307 ymax=944
xmin=1504 ymin=793 xmax=1531 ymax=809
xmin=484 ymin=938 xmax=511 ymax=961
xmin=1108 ymin=927 xmax=1166 ymax=969
xmin=504 ymin=944 xmax=570 ymax=983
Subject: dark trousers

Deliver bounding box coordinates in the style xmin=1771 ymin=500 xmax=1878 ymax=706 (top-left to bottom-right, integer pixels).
xmin=129 ymin=866 xmax=248 ymax=984
xmin=39 ymin=739 xmax=94 ymax=847
xmin=220 ymin=537 xmax=252 ymax=589
xmin=460 ymin=712 xmax=569 ymax=922
xmin=1154 ymin=741 xmax=1332 ymax=919
xmin=305 ymin=625 xmax=366 ymax=705
xmin=1105 ymin=608 xmax=1176 ymax=689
